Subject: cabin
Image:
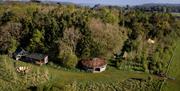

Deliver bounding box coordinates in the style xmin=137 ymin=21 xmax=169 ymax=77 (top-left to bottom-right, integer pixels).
xmin=80 ymin=58 xmax=107 ymax=73
xmin=13 ymin=48 xmax=48 ymax=65
xmin=13 ymin=48 xmax=29 ymax=60
xmin=25 ymin=53 xmax=48 ymax=65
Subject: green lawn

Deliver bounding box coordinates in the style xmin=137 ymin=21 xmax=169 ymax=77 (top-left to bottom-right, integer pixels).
xmin=0 ymin=55 xmax=160 ymax=91
xmin=47 ymin=66 xmax=150 ymax=81
xmin=164 ymin=39 xmax=180 ymax=91
xmin=42 ymin=65 xmax=161 ymax=91
xmin=172 ymin=13 xmax=180 ymax=17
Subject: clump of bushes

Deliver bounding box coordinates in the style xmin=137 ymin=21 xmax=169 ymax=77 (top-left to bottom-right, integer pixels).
xmin=59 ymin=51 xmax=78 ymax=69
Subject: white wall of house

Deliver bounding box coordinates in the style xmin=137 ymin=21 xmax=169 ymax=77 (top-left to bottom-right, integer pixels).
xmin=100 ymin=65 xmax=107 ymax=72
xmin=15 ymin=55 xmax=22 ymax=60
xmin=44 ymin=56 xmax=48 ymax=64
xmin=83 ymin=64 xmax=107 ymax=73
xmin=92 ymin=65 xmax=107 ymax=73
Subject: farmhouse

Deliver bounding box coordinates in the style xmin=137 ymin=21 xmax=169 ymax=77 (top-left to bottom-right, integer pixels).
xmin=80 ymin=58 xmax=107 ymax=73
xmin=25 ymin=53 xmax=48 ymax=65
xmin=13 ymin=48 xmax=48 ymax=65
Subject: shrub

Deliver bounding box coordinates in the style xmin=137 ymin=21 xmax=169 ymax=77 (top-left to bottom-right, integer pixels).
xmin=59 ymin=51 xmax=78 ymax=69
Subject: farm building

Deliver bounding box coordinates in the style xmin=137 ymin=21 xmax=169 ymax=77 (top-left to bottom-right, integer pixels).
xmin=80 ymin=58 xmax=107 ymax=73
xmin=13 ymin=48 xmax=48 ymax=65
xmin=25 ymin=53 xmax=48 ymax=65
xmin=13 ymin=48 xmax=29 ymax=60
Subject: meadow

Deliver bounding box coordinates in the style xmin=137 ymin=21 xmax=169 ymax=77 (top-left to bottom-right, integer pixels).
xmin=164 ymin=39 xmax=180 ymax=91
xmin=0 ymin=55 xmax=163 ymax=91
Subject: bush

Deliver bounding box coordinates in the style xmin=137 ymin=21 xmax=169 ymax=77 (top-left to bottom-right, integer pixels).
xmin=59 ymin=51 xmax=78 ymax=69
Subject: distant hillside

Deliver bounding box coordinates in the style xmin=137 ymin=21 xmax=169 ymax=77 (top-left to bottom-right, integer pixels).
xmin=139 ymin=3 xmax=180 ymax=7
xmin=134 ymin=3 xmax=180 ymax=12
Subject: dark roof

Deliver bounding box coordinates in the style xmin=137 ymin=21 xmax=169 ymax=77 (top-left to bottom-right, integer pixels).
xmin=14 ymin=48 xmax=25 ymax=54
xmin=81 ymin=58 xmax=107 ymax=68
xmin=14 ymin=48 xmax=28 ymax=56
xmin=26 ymin=53 xmax=47 ymax=60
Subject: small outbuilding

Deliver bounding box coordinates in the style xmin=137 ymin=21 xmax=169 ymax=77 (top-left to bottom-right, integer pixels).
xmin=13 ymin=48 xmax=48 ymax=66
xmin=80 ymin=58 xmax=107 ymax=73
xmin=25 ymin=53 xmax=48 ymax=65
xmin=13 ymin=48 xmax=29 ymax=60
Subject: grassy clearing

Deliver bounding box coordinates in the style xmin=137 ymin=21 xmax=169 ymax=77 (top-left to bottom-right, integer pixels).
xmin=172 ymin=13 xmax=180 ymax=17
xmin=39 ymin=66 xmax=161 ymax=91
xmin=164 ymin=39 xmax=180 ymax=91
xmin=38 ymin=63 xmax=163 ymax=91
xmin=0 ymin=55 xmax=162 ymax=91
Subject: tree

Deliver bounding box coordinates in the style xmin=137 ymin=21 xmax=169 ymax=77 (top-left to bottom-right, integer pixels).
xmin=30 ymin=0 xmax=41 ymax=3
xmin=27 ymin=29 xmax=44 ymax=52
xmin=98 ymin=8 xmax=118 ymax=24
xmin=1 ymin=11 xmax=15 ymax=25
xmin=58 ymin=35 xmax=79 ymax=68
xmin=59 ymin=51 xmax=78 ymax=68
xmin=8 ymin=38 xmax=19 ymax=55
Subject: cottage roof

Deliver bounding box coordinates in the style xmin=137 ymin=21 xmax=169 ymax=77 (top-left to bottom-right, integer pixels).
xmin=26 ymin=53 xmax=47 ymax=60
xmin=14 ymin=48 xmax=28 ymax=56
xmin=14 ymin=48 xmax=23 ymax=54
xmin=81 ymin=58 xmax=106 ymax=68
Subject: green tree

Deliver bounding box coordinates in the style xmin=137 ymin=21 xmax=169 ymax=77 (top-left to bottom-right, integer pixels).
xmin=59 ymin=51 xmax=78 ymax=68
xmin=27 ymin=29 xmax=44 ymax=52
xmin=8 ymin=38 xmax=19 ymax=54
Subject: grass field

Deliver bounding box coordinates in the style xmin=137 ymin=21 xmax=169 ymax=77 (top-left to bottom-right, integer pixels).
xmin=172 ymin=13 xmax=180 ymax=17
xmin=0 ymin=55 xmax=163 ymax=91
xmin=172 ymin=13 xmax=180 ymax=19
xmin=42 ymin=65 xmax=162 ymax=91
xmin=164 ymin=39 xmax=180 ymax=91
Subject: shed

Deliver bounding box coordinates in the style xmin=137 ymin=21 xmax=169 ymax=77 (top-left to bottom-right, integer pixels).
xmin=25 ymin=53 xmax=48 ymax=65
xmin=13 ymin=48 xmax=29 ymax=60
xmin=80 ymin=58 xmax=107 ymax=73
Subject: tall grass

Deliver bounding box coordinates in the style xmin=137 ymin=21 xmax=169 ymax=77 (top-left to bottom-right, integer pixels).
xmin=0 ymin=55 xmax=50 ymax=91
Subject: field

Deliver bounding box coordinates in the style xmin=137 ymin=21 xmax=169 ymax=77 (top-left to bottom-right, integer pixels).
xmin=0 ymin=55 xmax=163 ymax=91
xmin=164 ymin=39 xmax=180 ymax=91
xmin=172 ymin=13 xmax=180 ymax=17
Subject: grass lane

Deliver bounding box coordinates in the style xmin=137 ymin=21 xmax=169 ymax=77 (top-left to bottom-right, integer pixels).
xmin=164 ymin=40 xmax=180 ymax=91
